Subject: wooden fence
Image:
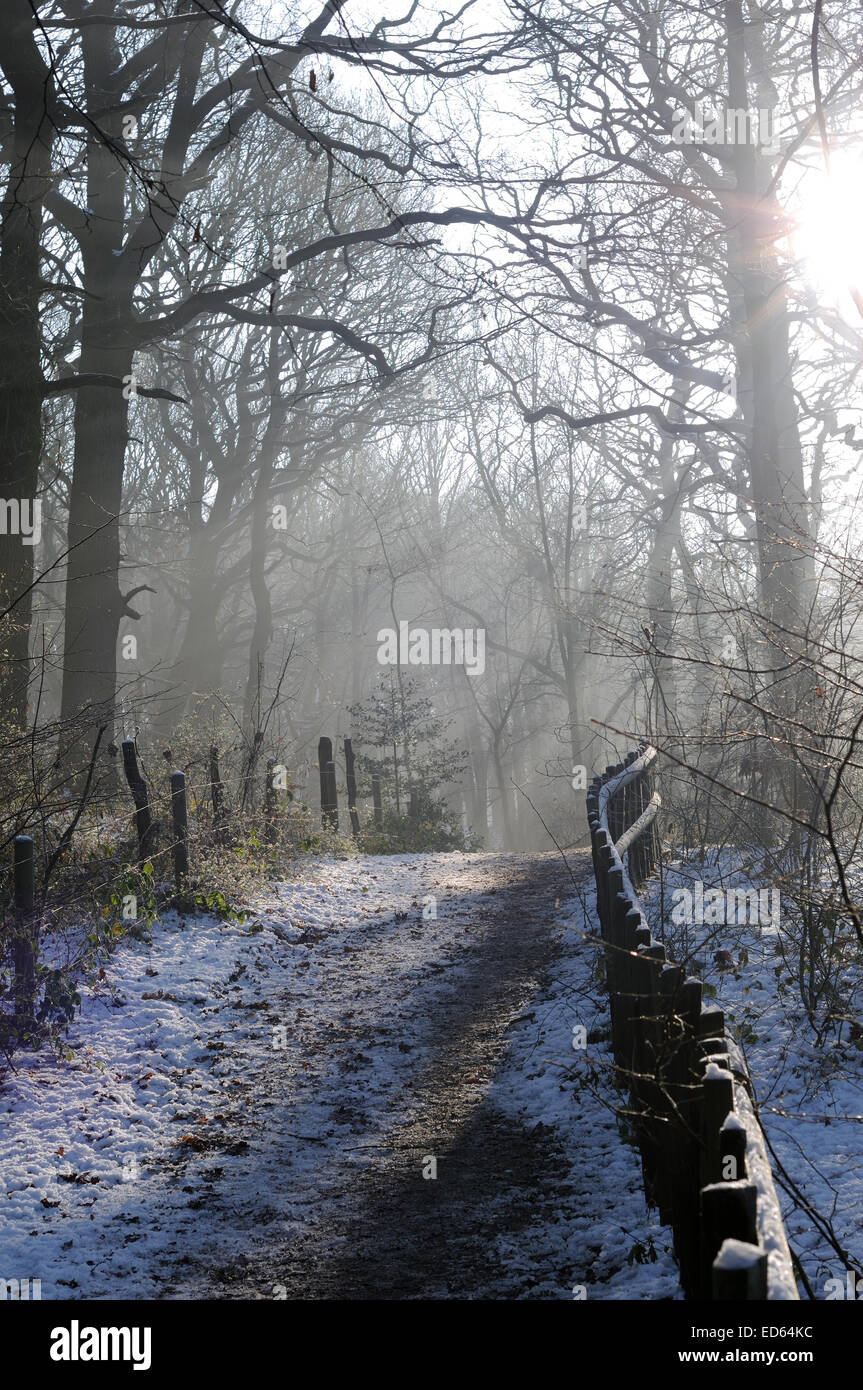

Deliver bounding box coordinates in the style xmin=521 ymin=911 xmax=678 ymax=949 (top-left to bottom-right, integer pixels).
xmin=587 ymin=744 xmax=798 ymax=1300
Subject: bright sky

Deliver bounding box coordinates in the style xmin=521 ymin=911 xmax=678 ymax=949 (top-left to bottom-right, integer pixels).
xmin=787 ymin=148 xmax=863 ymax=321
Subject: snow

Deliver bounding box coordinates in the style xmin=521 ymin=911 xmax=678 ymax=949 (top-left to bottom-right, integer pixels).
xmin=726 ymin=1038 xmax=799 ymax=1301
xmin=715 ymin=1238 xmax=763 ymax=1271
xmin=483 ymin=875 xmax=681 ymax=1299
xmin=0 ymin=851 xmax=680 ymax=1300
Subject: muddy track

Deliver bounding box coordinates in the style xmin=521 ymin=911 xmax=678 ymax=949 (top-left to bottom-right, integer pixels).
xmin=204 ymin=852 xmax=590 ymax=1300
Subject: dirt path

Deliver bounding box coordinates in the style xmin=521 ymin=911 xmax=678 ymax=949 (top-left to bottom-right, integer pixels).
xmin=187 ymin=852 xmax=590 ymax=1299
xmin=2 ymin=848 xmax=679 ymax=1301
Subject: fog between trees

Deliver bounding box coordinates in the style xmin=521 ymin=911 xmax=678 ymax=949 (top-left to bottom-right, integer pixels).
xmin=2 ymin=0 xmax=863 ymax=876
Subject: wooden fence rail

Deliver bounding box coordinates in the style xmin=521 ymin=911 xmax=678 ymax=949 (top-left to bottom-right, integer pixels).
xmin=586 ymin=743 xmax=798 ymax=1301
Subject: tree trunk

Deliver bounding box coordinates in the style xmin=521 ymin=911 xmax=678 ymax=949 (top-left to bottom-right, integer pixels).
xmin=468 ymin=726 xmax=489 ymax=840
xmin=491 ymin=731 xmax=514 ymax=848
xmin=724 ymin=0 xmax=811 ymax=818
xmin=59 ymin=323 xmax=134 ymax=755
xmin=0 ymin=3 xmax=57 ymax=725
xmin=59 ymin=18 xmax=134 ymax=766
xmin=644 ymin=386 xmax=690 ymax=739
xmin=242 ymin=473 xmax=274 ymax=731
xmin=242 ymin=335 xmax=285 ymax=729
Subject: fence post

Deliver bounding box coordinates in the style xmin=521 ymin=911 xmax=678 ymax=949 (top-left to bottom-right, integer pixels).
xmin=12 ymin=835 xmax=37 ymax=1029
xmin=701 ymin=1061 xmax=736 ymax=1189
xmin=674 ymin=977 xmax=704 ymax=1294
xmin=642 ymin=960 xmax=702 ymax=1294
xmin=344 ymin=737 xmax=360 ymax=839
xmin=608 ymin=884 xmax=631 ymax=1063
xmin=720 ymin=1113 xmax=748 ymax=1183
xmin=318 ymin=737 xmax=339 ymax=830
xmin=636 ymin=939 xmax=666 ymax=1205
xmin=265 ymin=758 xmax=278 ymax=844
xmin=14 ymin=833 xmax=35 ymax=912
xmin=608 ymin=860 xmax=625 ymax=982
xmin=712 ymin=1239 xmax=768 ymax=1300
xmin=619 ymin=905 xmax=642 ymax=1071
xmin=325 ymin=762 xmax=338 ymax=830
xmin=701 ymin=1180 xmax=759 ymax=1296
xmin=656 ymin=961 xmax=685 ymax=1224
xmin=122 ymin=738 xmax=157 ymax=863
xmin=170 ymin=770 xmax=189 ymax=894
xmin=371 ymin=771 xmax=383 ymax=828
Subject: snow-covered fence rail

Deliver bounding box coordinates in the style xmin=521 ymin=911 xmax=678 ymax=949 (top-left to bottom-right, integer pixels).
xmin=586 ymin=745 xmax=798 ymax=1301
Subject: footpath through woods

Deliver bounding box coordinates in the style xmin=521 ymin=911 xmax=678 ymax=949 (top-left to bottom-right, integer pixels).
xmin=0 ymin=852 xmax=679 ymax=1300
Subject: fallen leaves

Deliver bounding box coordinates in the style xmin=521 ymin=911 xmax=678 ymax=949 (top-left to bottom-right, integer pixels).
xmin=179 ymin=1133 xmax=208 ymax=1151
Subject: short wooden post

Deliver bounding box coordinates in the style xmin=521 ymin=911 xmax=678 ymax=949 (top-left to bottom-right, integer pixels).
xmin=371 ymin=771 xmax=383 ymax=828
xmin=712 ymin=1239 xmax=768 ymax=1300
xmin=318 ymin=738 xmax=338 ymax=830
xmin=618 ymin=905 xmax=642 ymax=1069
xmin=325 ymin=761 xmax=338 ymax=830
xmin=636 ymin=940 xmax=666 ymax=1205
xmin=701 ymin=1061 xmax=736 ymax=1188
xmin=656 ymin=961 xmax=685 ymax=1223
xmin=344 ymin=737 xmax=360 ymax=839
xmin=122 ymin=738 xmax=156 ymax=862
xmin=12 ymin=835 xmax=37 ymax=1026
xmin=265 ymin=758 xmax=278 ymax=844
xmin=170 ymin=770 xmax=189 ymax=892
xmin=14 ymin=834 xmax=34 ymax=912
xmin=701 ymin=1180 xmax=759 ymax=1296
xmin=605 ymin=859 xmax=624 ymax=999
xmin=672 ymin=977 xmax=703 ymax=1296
xmin=697 ymin=1035 xmax=728 ymax=1062
xmin=699 ymin=1054 xmax=740 ymax=1295
xmin=606 ymin=886 xmax=625 ymax=1062
xmin=698 ymin=1005 xmax=725 ymax=1045
xmin=596 ymin=840 xmax=614 ymax=946
xmin=720 ymin=1112 xmax=748 ymax=1183
xmin=660 ymin=967 xmax=692 ymax=1242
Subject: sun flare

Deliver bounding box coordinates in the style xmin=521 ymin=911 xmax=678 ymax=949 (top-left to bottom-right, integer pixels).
xmin=790 ymin=151 xmax=863 ymax=310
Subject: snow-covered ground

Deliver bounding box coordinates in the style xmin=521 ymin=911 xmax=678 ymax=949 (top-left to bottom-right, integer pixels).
xmin=487 ymin=872 xmax=681 ymax=1299
xmin=641 ymin=851 xmax=863 ymax=1299
xmin=0 ymin=851 xmax=679 ymax=1300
